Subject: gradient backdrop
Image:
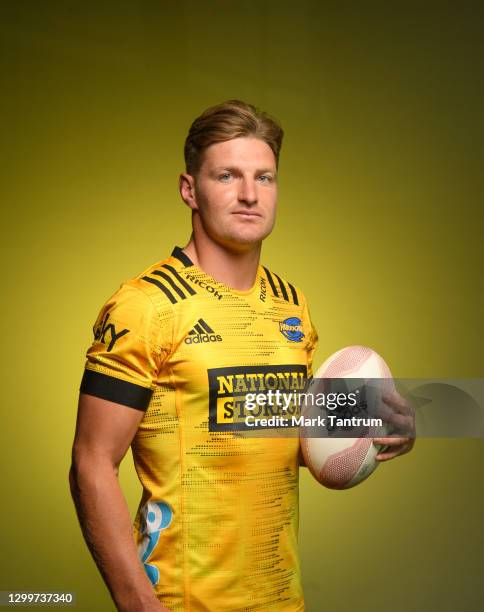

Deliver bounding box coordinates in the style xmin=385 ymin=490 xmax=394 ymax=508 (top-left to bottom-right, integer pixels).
xmin=1 ymin=2 xmax=483 ymax=611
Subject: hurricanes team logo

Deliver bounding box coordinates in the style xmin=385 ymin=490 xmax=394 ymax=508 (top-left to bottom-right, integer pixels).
xmin=184 ymin=318 xmax=222 ymax=344
xmin=138 ymin=500 xmax=173 ymax=586
xmin=279 ymin=317 xmax=304 ymax=342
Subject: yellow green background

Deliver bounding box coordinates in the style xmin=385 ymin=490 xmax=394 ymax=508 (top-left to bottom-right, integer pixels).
xmin=1 ymin=2 xmax=483 ymax=610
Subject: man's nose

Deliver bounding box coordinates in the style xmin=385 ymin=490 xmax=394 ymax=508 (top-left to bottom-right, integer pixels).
xmin=238 ymin=178 xmax=258 ymax=205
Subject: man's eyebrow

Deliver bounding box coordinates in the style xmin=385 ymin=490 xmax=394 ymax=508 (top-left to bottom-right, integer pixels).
xmin=212 ymin=166 xmax=277 ymax=174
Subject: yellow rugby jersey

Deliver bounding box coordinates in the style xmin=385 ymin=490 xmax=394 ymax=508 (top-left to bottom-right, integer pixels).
xmin=80 ymin=246 xmax=318 ymax=612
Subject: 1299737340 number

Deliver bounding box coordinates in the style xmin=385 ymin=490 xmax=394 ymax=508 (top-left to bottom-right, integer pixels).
xmin=0 ymin=592 xmax=75 ymax=606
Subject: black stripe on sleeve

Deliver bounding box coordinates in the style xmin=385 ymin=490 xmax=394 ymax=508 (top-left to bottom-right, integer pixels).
xmin=162 ymin=264 xmax=196 ymax=295
xmin=194 ymin=323 xmax=204 ymax=334
xmin=141 ymin=276 xmax=178 ymax=304
xmin=287 ymin=282 xmax=299 ymax=305
xmin=80 ymin=369 xmax=153 ymax=411
xmin=152 ymin=270 xmax=186 ymax=300
xmin=263 ymin=266 xmax=279 ymax=297
xmin=274 ymin=273 xmax=289 ymax=302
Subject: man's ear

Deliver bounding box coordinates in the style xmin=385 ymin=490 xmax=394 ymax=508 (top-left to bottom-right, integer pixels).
xmin=179 ymin=173 xmax=198 ymax=211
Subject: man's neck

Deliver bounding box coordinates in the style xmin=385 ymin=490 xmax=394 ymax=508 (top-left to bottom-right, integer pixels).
xmin=182 ymin=235 xmax=261 ymax=291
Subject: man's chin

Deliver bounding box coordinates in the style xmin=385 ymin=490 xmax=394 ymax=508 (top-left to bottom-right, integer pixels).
xmin=203 ymin=221 xmax=275 ymax=253
xmin=215 ymin=233 xmax=266 ymax=254
xmin=230 ymin=228 xmax=273 ymax=248
xmin=232 ymin=224 xmax=274 ymax=245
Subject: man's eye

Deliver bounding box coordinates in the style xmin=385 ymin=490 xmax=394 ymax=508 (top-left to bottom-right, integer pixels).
xmin=259 ymin=175 xmax=273 ymax=183
xmin=218 ymin=173 xmax=232 ymax=181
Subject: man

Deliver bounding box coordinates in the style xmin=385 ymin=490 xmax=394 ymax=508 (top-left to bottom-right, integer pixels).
xmin=70 ymin=100 xmax=413 ymax=612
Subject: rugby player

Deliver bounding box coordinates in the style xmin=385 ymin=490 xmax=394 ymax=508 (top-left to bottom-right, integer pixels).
xmin=69 ymin=100 xmax=414 ymax=611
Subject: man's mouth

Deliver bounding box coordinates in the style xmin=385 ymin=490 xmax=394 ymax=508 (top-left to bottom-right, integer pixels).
xmin=232 ymin=210 xmax=262 ymax=218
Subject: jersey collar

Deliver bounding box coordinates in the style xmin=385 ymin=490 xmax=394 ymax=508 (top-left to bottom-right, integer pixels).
xmin=171 ymin=246 xmax=194 ymax=267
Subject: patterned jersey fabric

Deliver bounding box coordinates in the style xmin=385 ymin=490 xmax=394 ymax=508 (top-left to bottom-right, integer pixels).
xmin=80 ymin=246 xmax=318 ymax=611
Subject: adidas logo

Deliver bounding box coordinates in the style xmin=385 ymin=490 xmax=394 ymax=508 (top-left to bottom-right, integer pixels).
xmin=184 ymin=318 xmax=223 ymax=345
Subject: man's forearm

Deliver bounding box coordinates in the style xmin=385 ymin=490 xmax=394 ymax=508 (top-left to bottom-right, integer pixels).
xmin=69 ymin=455 xmax=166 ymax=611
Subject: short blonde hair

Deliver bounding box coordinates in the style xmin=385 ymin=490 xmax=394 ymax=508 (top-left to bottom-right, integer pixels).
xmin=184 ymin=99 xmax=284 ymax=176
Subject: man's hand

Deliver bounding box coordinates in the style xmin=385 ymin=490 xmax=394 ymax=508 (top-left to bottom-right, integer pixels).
xmin=373 ymin=389 xmax=416 ymax=461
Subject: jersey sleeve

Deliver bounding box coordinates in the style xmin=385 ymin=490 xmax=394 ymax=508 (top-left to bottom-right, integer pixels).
xmin=301 ymin=295 xmax=319 ymax=379
xmin=80 ymin=282 xmax=169 ymax=410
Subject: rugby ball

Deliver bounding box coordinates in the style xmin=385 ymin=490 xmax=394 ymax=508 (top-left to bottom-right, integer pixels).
xmin=300 ymin=345 xmax=393 ymax=489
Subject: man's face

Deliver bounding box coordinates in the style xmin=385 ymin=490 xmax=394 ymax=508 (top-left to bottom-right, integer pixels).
xmin=187 ymin=137 xmax=278 ymax=252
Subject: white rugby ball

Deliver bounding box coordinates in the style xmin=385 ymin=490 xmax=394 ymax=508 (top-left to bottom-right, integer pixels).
xmin=300 ymin=345 xmax=393 ymax=489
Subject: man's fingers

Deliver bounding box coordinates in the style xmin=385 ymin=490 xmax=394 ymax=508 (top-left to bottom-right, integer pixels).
xmin=374 ymin=437 xmax=415 ymax=461
xmin=375 ymin=403 xmax=412 ymax=430
xmin=373 ymin=436 xmax=411 ymax=446
xmin=375 ymin=448 xmax=401 ymax=461
xmin=377 ymin=391 xmax=416 ymax=438
xmin=381 ymin=390 xmax=413 ymax=416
